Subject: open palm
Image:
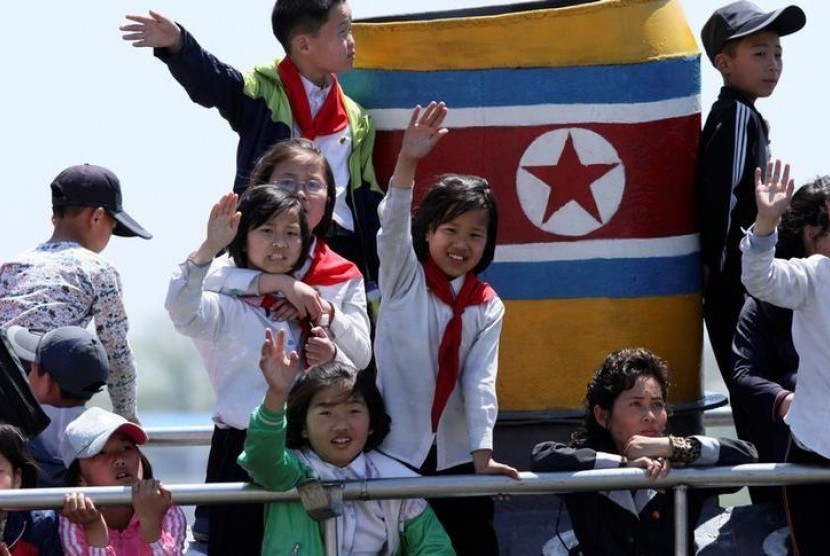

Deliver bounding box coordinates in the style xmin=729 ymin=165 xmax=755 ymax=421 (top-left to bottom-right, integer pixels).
xmin=399 ymin=101 xmax=448 ymax=161
xmin=259 ymin=329 xmax=301 ymax=400
xmin=755 ymin=159 xmax=795 ymax=220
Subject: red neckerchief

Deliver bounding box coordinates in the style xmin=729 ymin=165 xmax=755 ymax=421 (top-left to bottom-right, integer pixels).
xmin=303 ymin=241 xmax=362 ymax=286
xmin=277 ymin=58 xmax=349 ymax=140
xmin=423 ymin=257 xmax=495 ymax=432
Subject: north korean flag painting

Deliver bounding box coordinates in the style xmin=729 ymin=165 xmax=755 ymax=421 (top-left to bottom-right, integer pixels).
xmin=343 ymin=0 xmax=703 ymax=412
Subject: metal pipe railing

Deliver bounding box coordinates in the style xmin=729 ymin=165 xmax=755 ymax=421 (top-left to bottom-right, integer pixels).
xmin=2 ymin=464 xmax=820 ymax=553
xmin=1 ymin=463 xmax=826 ymax=509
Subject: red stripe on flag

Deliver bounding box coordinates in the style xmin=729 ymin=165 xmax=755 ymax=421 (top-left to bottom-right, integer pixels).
xmin=373 ymin=115 xmax=699 ymax=243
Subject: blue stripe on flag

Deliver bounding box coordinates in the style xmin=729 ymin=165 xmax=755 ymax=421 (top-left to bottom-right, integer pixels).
xmin=342 ymin=56 xmax=699 ymax=109
xmin=481 ymin=253 xmax=701 ymax=299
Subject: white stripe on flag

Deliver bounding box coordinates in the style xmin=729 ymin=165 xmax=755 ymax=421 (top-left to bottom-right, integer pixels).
xmin=371 ymin=95 xmax=700 ymax=130
xmin=494 ymin=234 xmax=699 ymax=263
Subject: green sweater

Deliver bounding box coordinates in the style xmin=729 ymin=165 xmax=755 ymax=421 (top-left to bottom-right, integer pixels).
xmin=238 ymin=404 xmax=455 ymax=555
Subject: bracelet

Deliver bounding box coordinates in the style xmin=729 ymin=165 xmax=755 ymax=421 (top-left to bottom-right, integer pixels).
xmin=668 ymin=435 xmax=701 ymax=464
xmin=619 ymin=456 xmax=627 ymax=468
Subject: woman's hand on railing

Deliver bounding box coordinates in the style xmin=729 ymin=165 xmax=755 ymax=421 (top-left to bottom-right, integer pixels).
xmin=626 ymin=456 xmax=671 ymax=481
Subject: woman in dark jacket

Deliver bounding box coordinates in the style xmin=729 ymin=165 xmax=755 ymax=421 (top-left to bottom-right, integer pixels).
xmin=531 ymin=347 xmax=757 ymax=556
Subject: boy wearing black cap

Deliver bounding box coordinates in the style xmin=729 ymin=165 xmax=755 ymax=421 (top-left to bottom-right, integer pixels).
xmin=6 ymin=325 xmax=110 ymax=488
xmin=697 ymin=2 xmax=805 ymax=387
xmin=0 ymin=164 xmax=150 ymax=424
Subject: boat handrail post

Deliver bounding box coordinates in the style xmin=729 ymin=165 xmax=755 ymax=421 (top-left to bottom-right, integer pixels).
xmin=674 ymin=484 xmax=689 ymax=556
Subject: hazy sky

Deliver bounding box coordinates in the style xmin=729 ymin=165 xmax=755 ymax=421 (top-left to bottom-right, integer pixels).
xmin=1 ymin=0 xmax=824 ymax=338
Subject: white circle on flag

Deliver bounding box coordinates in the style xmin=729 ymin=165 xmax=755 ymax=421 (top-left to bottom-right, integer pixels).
xmin=516 ymin=128 xmax=625 ymax=236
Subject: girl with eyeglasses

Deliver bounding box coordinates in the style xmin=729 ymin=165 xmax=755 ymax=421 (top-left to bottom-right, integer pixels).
xmin=168 ymin=140 xmax=372 ymax=553
xmin=204 ymin=138 xmax=372 ymax=371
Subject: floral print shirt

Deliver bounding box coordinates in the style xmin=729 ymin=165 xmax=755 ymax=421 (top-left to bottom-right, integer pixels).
xmin=0 ymin=242 xmax=138 ymax=420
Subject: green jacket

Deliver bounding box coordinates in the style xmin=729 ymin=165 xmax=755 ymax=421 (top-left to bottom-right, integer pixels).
xmin=156 ymin=29 xmax=383 ymax=283
xmin=239 ymin=405 xmax=455 ymax=555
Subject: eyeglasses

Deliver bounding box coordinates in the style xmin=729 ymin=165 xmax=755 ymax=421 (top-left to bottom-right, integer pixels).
xmin=269 ymin=178 xmax=328 ymax=195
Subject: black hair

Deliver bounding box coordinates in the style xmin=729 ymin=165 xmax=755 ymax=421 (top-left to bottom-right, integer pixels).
xmin=226 ymin=185 xmax=313 ymax=271
xmin=411 ymin=174 xmax=499 ymax=275
xmin=64 ymin=449 xmax=154 ymax=487
xmin=777 ymin=176 xmax=830 ymax=260
xmin=572 ymin=348 xmax=670 ymax=453
xmin=286 ymin=362 xmax=390 ymax=453
xmin=51 ymin=205 xmax=91 ymax=219
xmin=32 ymin=363 xmax=90 ymax=404
xmin=248 ymin=138 xmax=336 ymax=238
xmin=0 ymin=423 xmax=39 ymax=489
xmin=271 ymin=0 xmax=347 ymax=53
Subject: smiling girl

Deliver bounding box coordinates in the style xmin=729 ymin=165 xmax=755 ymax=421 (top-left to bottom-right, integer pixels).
xmin=531 ymin=348 xmax=757 ymax=556
xmin=374 ymin=102 xmax=518 ymax=554
xmin=239 ymin=329 xmax=454 ymax=554
xmin=165 ymin=185 xmax=319 ymax=553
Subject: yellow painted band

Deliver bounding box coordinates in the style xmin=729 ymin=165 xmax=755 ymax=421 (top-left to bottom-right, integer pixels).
xmin=497 ymin=294 xmax=702 ymax=411
xmin=353 ymin=0 xmax=699 ymax=71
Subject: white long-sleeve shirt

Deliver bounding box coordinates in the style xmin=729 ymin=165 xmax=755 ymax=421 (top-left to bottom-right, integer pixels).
xmin=201 ymin=240 xmax=371 ymax=370
xmin=375 ymin=186 xmax=503 ymax=471
xmin=741 ymin=229 xmax=830 ymax=458
xmin=165 ymin=259 xmax=301 ymax=430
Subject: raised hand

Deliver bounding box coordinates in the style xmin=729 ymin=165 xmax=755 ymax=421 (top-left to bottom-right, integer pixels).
xmin=399 ymin=102 xmax=449 ymax=162
xmin=121 ymin=11 xmax=182 ymax=51
xmin=260 ymin=329 xmax=301 ymax=411
xmin=191 ymin=193 xmax=240 ymax=265
xmin=390 ymin=101 xmax=449 ymax=189
xmin=754 ymin=159 xmax=795 ymax=236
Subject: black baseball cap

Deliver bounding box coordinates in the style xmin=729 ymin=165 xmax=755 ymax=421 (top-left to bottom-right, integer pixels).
xmin=701 ymin=1 xmax=805 ymax=64
xmin=51 ymin=164 xmax=152 ymax=239
xmin=6 ymin=325 xmax=110 ymax=400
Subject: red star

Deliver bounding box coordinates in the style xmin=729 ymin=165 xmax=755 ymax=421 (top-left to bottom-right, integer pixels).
xmin=522 ymin=133 xmax=618 ymax=224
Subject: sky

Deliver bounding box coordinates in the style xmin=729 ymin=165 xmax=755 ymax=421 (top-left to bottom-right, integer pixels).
xmin=1 ymin=0 xmax=825 ymax=374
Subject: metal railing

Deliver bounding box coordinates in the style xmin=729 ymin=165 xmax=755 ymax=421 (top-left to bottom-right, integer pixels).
xmin=3 ymin=463 xmax=829 ymax=556
xmin=2 ymin=406 xmax=749 ymax=555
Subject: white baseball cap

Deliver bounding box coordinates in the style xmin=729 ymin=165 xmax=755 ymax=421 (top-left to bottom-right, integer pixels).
xmin=60 ymin=407 xmax=148 ymax=466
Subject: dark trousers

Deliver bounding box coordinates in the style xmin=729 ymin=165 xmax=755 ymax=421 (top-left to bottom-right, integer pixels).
xmin=783 ymin=437 xmax=830 ymax=556
xmin=702 ymin=274 xmax=746 ymax=387
xmin=196 ymin=426 xmax=264 ymax=556
xmin=418 ymin=446 xmax=499 ymax=556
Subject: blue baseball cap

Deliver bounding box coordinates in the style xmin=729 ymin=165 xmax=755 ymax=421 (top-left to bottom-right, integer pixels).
xmin=6 ymin=325 xmax=109 ymax=400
